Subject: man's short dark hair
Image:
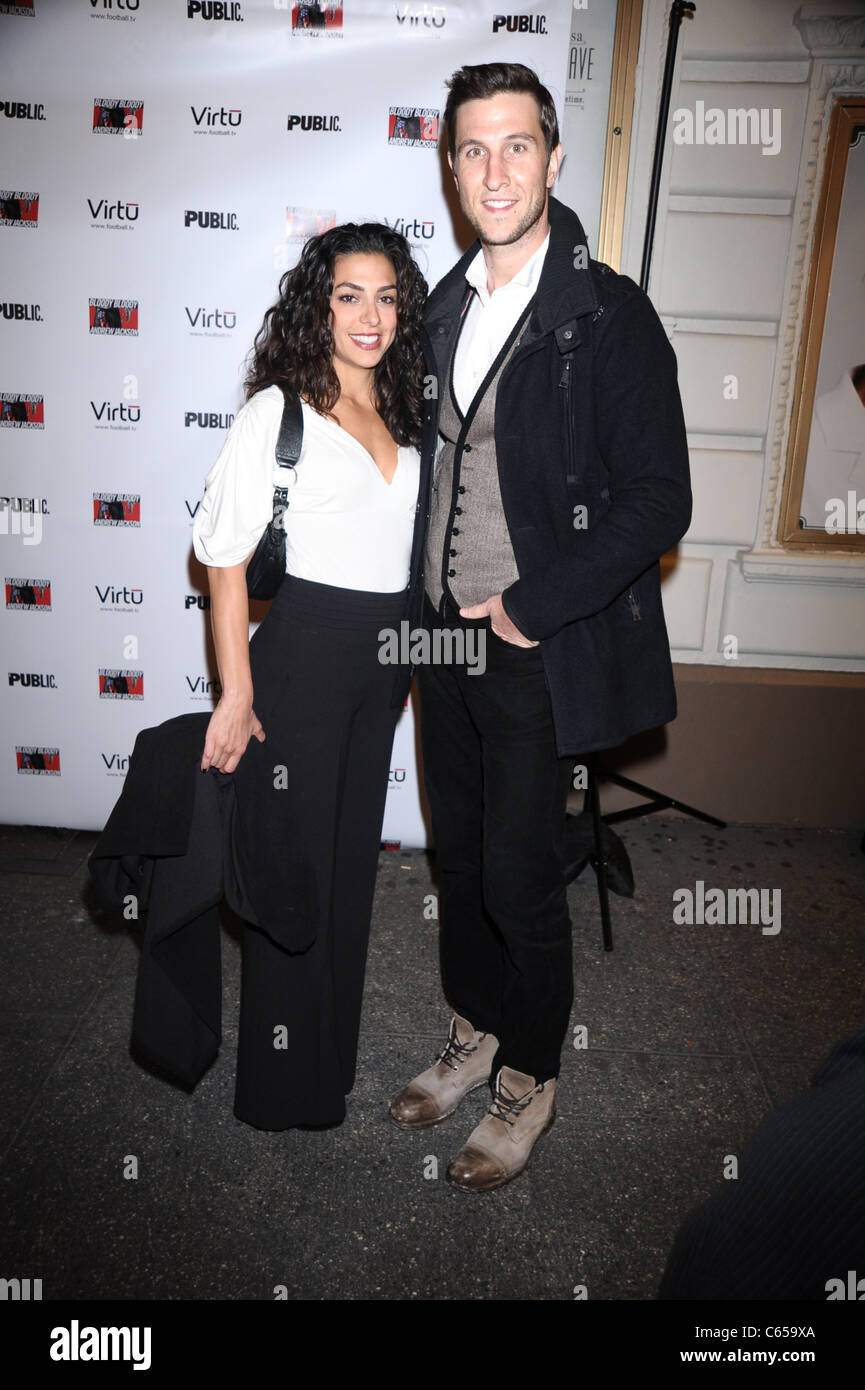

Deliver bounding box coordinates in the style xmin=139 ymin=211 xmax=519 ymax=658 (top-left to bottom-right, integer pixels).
xmin=443 ymin=62 xmax=560 ymax=161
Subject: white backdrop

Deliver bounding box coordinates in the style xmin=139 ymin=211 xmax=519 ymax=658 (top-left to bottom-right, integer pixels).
xmin=0 ymin=0 xmax=571 ymax=843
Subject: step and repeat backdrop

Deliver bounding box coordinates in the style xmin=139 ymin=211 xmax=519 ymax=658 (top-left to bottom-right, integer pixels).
xmin=0 ymin=0 xmax=571 ymax=842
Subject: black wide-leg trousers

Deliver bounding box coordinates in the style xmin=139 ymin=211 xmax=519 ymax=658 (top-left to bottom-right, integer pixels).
xmin=232 ymin=575 xmax=405 ymax=1130
xmin=417 ymin=592 xmax=575 ymax=1084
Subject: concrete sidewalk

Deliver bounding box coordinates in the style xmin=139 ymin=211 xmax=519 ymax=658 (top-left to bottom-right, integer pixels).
xmin=0 ymin=816 xmax=862 ymax=1300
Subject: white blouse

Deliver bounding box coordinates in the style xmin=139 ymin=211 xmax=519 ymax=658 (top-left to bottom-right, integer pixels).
xmin=192 ymin=383 xmax=420 ymax=592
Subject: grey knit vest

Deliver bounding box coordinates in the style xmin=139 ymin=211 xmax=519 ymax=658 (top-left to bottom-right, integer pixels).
xmin=425 ymin=299 xmax=533 ymax=612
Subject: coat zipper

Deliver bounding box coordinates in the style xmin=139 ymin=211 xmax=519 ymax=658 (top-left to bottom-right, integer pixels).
xmin=559 ymin=356 xmax=578 ymax=483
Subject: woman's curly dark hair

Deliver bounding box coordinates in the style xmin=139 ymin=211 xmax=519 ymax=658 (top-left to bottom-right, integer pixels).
xmin=244 ymin=223 xmax=428 ymax=447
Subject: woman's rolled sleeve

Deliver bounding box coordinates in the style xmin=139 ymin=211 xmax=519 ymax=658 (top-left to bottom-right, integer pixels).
xmin=191 ymin=386 xmax=282 ymax=568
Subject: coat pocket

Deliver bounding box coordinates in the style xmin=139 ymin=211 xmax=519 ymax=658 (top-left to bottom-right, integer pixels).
xmin=624 ymin=586 xmax=642 ymax=621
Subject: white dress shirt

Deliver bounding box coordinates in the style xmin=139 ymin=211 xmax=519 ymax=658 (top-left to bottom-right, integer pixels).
xmin=451 ymin=231 xmax=550 ymax=416
xmin=192 ymin=384 xmax=420 ymax=592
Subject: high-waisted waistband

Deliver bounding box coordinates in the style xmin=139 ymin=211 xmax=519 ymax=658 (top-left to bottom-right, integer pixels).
xmin=269 ymin=573 xmax=409 ymax=625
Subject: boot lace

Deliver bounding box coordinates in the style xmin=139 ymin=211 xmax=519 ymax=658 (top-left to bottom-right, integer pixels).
xmin=489 ymin=1079 xmax=540 ymax=1126
xmin=437 ymin=1019 xmax=484 ymax=1071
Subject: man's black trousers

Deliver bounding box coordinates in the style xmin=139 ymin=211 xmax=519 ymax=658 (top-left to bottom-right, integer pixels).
xmin=417 ymin=592 xmax=575 ymax=1084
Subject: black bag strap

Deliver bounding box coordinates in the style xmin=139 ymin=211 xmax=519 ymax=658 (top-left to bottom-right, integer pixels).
xmin=270 ymin=387 xmax=304 ymax=531
xmin=275 ymin=386 xmax=303 ymax=469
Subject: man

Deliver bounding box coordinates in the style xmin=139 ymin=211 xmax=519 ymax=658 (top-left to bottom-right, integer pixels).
xmin=390 ymin=63 xmax=691 ymax=1192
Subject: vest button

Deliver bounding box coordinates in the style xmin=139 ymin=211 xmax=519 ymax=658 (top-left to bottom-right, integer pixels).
xmin=458 ymin=486 xmax=466 ymax=494
xmin=448 ymin=568 xmax=456 ymax=577
xmin=452 ymin=528 xmax=459 ymax=535
xmin=563 ymin=329 xmax=573 ymax=340
xmin=449 ymin=548 xmax=457 ymax=556
xmin=454 ymin=507 xmax=462 ymax=515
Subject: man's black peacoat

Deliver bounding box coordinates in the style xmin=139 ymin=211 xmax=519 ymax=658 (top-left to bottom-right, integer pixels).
xmin=406 ymin=193 xmax=693 ymax=756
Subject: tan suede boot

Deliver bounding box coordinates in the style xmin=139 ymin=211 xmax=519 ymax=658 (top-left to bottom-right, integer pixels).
xmin=388 ymin=1014 xmax=499 ymax=1129
xmin=446 ymin=1066 xmax=557 ymax=1191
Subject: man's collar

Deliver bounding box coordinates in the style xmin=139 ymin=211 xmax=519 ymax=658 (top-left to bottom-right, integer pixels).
xmin=464 ymin=230 xmax=551 ymax=301
xmin=427 ymin=195 xmax=598 ymax=334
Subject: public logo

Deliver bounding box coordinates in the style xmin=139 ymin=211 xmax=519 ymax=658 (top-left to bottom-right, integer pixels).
xmin=492 ymin=13 xmax=547 ymax=33
xmin=185 ymin=594 xmax=210 ymax=611
xmin=0 ymin=496 xmax=49 ymax=513
xmin=185 ymin=306 xmax=237 ymax=336
xmin=6 ymin=577 xmax=51 ymax=610
xmin=388 ymin=107 xmax=439 ymax=148
xmin=187 ymin=2 xmax=243 ymax=20
xmin=1 ymin=101 xmax=45 ymax=120
xmin=0 ymin=394 xmax=44 ymax=427
xmin=93 ymin=493 xmax=141 ymax=526
xmin=184 ymin=209 xmax=238 ymax=230
xmin=286 ymin=114 xmax=341 ymax=133
xmin=88 ymin=197 xmax=139 ymax=229
xmin=99 ymin=669 xmax=144 ymax=699
xmin=1 ymin=495 xmax=46 ymax=545
xmin=0 ymin=1 xmax=36 ymax=14
xmin=290 ymin=2 xmax=343 ymax=38
xmin=0 ymin=192 xmax=38 ymax=227
xmin=92 ymin=99 xmax=143 ymax=134
xmin=17 ymin=746 xmax=60 ymax=775
xmin=184 ymin=411 xmax=234 ymax=429
xmin=191 ymin=105 xmax=242 ymax=133
xmin=91 ymin=399 xmax=140 ymax=430
xmin=8 ymin=671 xmax=57 ymax=689
xmin=285 ymin=206 xmax=336 ymax=240
xmin=1 ymin=303 xmax=42 ymax=321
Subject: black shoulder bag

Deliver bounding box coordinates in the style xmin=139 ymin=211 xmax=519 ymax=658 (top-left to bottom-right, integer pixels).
xmin=245 ymin=387 xmax=304 ymax=600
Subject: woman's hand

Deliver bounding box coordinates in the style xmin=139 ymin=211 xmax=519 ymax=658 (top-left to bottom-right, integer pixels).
xmin=201 ymin=556 xmax=262 ymax=773
xmin=201 ymin=693 xmax=266 ymax=774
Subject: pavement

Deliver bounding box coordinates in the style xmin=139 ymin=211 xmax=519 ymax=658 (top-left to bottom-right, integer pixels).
xmin=0 ymin=813 xmax=863 ymax=1301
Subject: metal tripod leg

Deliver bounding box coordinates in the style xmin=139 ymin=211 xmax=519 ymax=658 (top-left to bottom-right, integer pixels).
xmin=584 ymin=753 xmax=614 ymax=952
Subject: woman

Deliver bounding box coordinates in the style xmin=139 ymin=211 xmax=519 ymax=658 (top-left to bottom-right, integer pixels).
xmin=191 ymin=223 xmax=427 ymax=1130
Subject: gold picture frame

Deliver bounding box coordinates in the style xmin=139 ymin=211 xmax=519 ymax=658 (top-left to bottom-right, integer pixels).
xmin=597 ymin=0 xmax=643 ymax=272
xmin=778 ymin=96 xmax=865 ymax=552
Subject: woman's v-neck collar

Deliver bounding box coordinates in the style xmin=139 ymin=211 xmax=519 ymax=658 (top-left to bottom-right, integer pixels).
xmin=305 ymin=400 xmax=402 ymax=487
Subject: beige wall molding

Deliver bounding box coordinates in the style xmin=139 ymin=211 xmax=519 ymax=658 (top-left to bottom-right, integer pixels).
xmin=794 ymin=1 xmax=865 ymax=55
